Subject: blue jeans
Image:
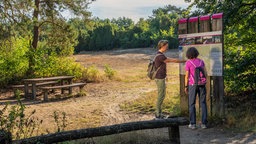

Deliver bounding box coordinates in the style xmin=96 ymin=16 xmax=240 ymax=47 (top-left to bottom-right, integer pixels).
xmin=189 ymin=85 xmax=207 ymax=125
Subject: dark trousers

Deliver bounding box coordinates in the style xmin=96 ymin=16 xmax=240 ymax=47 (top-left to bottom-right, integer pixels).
xmin=189 ymin=85 xmax=207 ymax=125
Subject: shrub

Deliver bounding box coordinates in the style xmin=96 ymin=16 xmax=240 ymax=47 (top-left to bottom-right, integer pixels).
xmin=104 ymin=64 xmax=116 ymax=80
xmin=224 ymin=45 xmax=256 ymax=93
xmin=82 ymin=65 xmax=103 ymax=82
xmin=0 ymin=37 xmax=107 ymax=86
xmin=0 ymin=38 xmax=89 ymax=86
xmin=32 ymin=45 xmax=85 ymax=79
xmin=32 ymin=45 xmax=105 ymax=82
xmin=0 ymin=38 xmax=29 ymax=86
xmin=224 ymin=25 xmax=256 ymax=93
xmin=0 ymin=97 xmax=42 ymax=140
xmin=52 ymin=111 xmax=67 ymax=133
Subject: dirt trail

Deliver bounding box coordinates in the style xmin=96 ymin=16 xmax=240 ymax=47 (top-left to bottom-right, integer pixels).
xmin=84 ymin=81 xmax=155 ymax=126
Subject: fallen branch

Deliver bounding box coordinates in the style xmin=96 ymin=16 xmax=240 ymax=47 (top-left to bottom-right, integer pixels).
xmin=13 ymin=117 xmax=189 ymax=144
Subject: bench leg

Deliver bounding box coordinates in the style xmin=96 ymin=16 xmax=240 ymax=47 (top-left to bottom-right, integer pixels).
xmin=61 ymin=80 xmax=65 ymax=94
xmin=51 ymin=83 xmax=56 ymax=93
xmin=168 ymin=125 xmax=180 ymax=144
xmin=43 ymin=90 xmax=49 ymax=102
xmin=32 ymin=83 xmax=37 ymax=100
xmin=68 ymin=87 xmax=72 ymax=95
xmin=24 ymin=83 xmax=29 ymax=98
xmin=61 ymin=88 xmax=64 ymax=94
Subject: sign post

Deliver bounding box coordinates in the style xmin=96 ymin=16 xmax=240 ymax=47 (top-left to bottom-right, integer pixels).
xmin=178 ymin=13 xmax=224 ymax=118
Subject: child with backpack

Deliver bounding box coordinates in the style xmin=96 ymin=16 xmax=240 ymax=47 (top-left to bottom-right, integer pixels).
xmin=185 ymin=47 xmax=208 ymax=129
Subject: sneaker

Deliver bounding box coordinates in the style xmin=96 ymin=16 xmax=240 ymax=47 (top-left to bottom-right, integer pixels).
xmin=188 ymin=124 xmax=196 ymax=129
xmin=154 ymin=114 xmax=167 ymax=120
xmin=201 ymin=124 xmax=207 ymax=129
xmin=154 ymin=117 xmax=163 ymax=120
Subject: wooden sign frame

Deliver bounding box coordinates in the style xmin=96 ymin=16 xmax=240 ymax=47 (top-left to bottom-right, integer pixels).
xmin=178 ymin=13 xmax=225 ymax=118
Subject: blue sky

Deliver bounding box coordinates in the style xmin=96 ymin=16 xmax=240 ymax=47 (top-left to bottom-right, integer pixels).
xmin=88 ymin=0 xmax=191 ymax=22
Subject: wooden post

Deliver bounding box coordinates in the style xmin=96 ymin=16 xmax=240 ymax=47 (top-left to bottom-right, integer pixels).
xmin=24 ymin=82 xmax=29 ymax=98
xmin=68 ymin=79 xmax=73 ymax=95
xmin=206 ymin=76 xmax=212 ymax=116
xmin=0 ymin=130 xmax=12 ymax=144
xmin=68 ymin=88 xmax=72 ymax=95
xmin=168 ymin=126 xmax=180 ymax=143
xmin=43 ymin=90 xmax=49 ymax=102
xmin=212 ymin=76 xmax=225 ymax=117
xmin=212 ymin=13 xmax=225 ymax=117
xmin=180 ymin=75 xmax=189 ymax=116
xmin=61 ymin=80 xmax=64 ymax=94
xmin=178 ymin=18 xmax=188 ymax=117
xmin=219 ymin=76 xmax=225 ymax=117
xmin=32 ymin=82 xmax=37 ymax=99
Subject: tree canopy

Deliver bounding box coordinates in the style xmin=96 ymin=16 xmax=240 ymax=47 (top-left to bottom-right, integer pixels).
xmin=0 ymin=0 xmax=91 ymax=50
xmin=0 ymin=0 xmax=92 ymax=83
xmin=71 ymin=5 xmax=187 ymax=52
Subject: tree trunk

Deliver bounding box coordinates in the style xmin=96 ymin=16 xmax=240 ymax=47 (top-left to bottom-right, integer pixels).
xmin=13 ymin=117 xmax=189 ymax=144
xmin=27 ymin=0 xmax=40 ymax=76
xmin=32 ymin=0 xmax=40 ymax=49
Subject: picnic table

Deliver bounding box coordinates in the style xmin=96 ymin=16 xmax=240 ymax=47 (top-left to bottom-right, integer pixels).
xmin=23 ymin=76 xmax=74 ymax=99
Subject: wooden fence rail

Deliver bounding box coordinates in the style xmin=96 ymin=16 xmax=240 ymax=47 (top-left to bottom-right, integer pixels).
xmin=12 ymin=117 xmax=189 ymax=144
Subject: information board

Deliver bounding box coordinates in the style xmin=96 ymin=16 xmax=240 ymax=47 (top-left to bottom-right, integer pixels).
xmin=178 ymin=13 xmax=223 ymax=76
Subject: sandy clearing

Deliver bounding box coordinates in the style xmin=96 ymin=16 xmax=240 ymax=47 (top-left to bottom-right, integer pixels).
xmin=0 ymin=48 xmax=255 ymax=143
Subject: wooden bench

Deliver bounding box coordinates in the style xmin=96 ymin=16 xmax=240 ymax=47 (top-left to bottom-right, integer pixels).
xmin=11 ymin=81 xmax=59 ymax=96
xmin=23 ymin=76 xmax=74 ymax=99
xmin=40 ymin=83 xmax=86 ymax=101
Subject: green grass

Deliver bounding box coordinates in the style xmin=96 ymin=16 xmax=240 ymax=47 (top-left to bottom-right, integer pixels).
xmin=223 ymin=93 xmax=256 ymax=132
xmin=118 ymin=64 xmax=181 ymax=116
xmin=120 ymin=83 xmax=181 ymax=116
xmin=224 ymin=110 xmax=256 ymax=132
xmin=115 ymin=68 xmax=148 ymax=83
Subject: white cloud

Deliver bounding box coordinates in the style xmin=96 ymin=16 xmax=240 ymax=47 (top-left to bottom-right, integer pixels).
xmin=89 ymin=0 xmax=191 ymax=22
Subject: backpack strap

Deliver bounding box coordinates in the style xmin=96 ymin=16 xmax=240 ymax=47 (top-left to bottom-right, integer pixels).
xmin=189 ymin=59 xmax=202 ymax=67
xmin=153 ymin=53 xmax=164 ymax=71
xmin=188 ymin=60 xmax=197 ymax=67
xmin=153 ymin=54 xmax=163 ymax=61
